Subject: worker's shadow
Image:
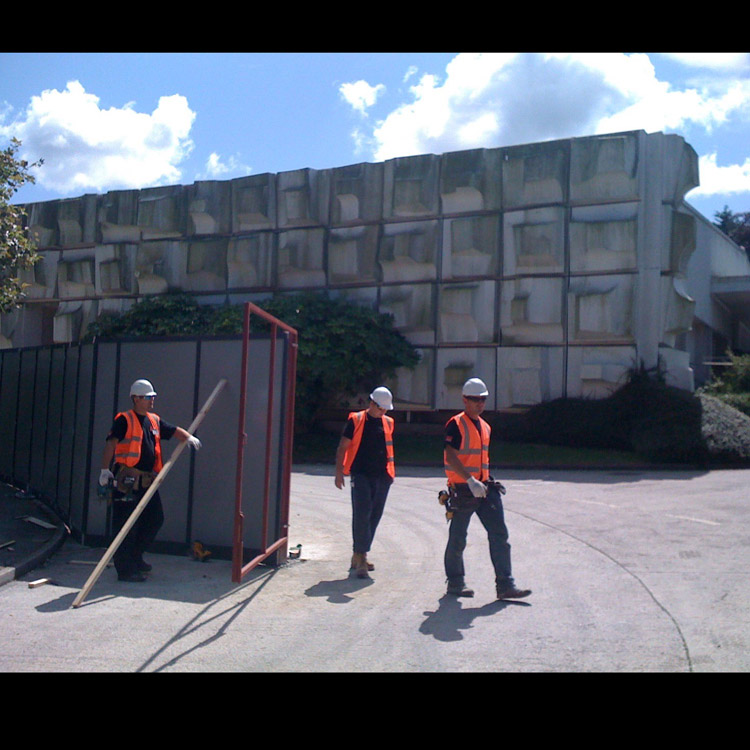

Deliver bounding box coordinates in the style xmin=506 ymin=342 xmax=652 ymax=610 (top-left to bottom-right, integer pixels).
xmin=420 ymin=595 xmax=530 ymax=642
xmin=304 ymin=572 xmax=374 ymax=603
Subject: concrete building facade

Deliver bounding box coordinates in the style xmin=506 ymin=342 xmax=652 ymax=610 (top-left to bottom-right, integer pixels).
xmin=3 ymin=129 xmax=750 ymax=412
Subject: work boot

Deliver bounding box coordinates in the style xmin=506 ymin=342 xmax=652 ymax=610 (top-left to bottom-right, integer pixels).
xmin=118 ymin=571 xmax=148 ymax=582
xmin=446 ymin=581 xmax=474 ymax=597
xmin=350 ymin=553 xmax=374 ymax=572
xmin=136 ymin=557 xmax=152 ymax=572
xmin=496 ymin=582 xmax=531 ymax=600
xmin=351 ymin=553 xmax=370 ymax=579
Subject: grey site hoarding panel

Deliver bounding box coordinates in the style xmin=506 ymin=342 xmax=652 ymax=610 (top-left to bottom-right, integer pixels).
xmin=29 ymin=347 xmax=51 ymax=487
xmin=113 ymin=339 xmax=199 ymax=546
xmin=56 ymin=345 xmax=80 ymax=518
xmin=85 ymin=341 xmax=118 ymax=540
xmin=191 ymin=334 xmax=288 ymax=556
xmin=0 ymin=331 xmax=292 ymax=561
xmin=14 ymin=349 xmax=37 ymax=486
xmin=0 ymin=348 xmax=20 ymax=479
xmin=41 ymin=346 xmax=66 ymax=500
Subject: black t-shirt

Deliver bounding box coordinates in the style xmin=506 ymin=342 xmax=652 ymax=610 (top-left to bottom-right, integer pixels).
xmin=108 ymin=411 xmax=177 ymax=472
xmin=343 ymin=412 xmax=390 ymax=477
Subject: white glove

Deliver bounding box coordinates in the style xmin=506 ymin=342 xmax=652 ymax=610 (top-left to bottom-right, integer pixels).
xmin=99 ymin=469 xmax=114 ymax=486
xmin=467 ymin=476 xmax=487 ymax=498
xmin=187 ymin=435 xmax=202 ymax=451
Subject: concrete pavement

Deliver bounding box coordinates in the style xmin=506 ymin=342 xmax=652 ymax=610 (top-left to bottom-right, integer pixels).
xmin=1 ymin=465 xmax=748 ymax=672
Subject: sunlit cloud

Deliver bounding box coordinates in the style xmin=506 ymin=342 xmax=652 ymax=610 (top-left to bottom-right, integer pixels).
xmin=0 ymin=80 xmax=196 ymax=194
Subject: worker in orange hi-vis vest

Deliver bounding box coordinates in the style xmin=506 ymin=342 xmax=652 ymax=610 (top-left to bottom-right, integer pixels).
xmin=335 ymin=386 xmax=395 ymax=580
xmin=443 ymin=377 xmax=531 ymax=602
xmin=98 ymin=379 xmax=202 ymax=582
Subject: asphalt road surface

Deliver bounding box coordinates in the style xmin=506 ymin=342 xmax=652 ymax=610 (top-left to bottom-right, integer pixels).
xmin=1 ymin=465 xmax=747 ymax=672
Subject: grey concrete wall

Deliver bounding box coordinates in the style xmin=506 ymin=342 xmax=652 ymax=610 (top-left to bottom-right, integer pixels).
xmin=4 ymin=128 xmax=737 ymax=407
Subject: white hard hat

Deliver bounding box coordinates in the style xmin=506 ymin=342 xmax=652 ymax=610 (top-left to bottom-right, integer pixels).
xmin=130 ymin=379 xmax=157 ymax=397
xmin=370 ymin=386 xmax=394 ymax=410
xmin=462 ymin=378 xmax=489 ymax=397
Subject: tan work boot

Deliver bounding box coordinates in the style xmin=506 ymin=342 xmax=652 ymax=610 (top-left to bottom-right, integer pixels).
xmin=351 ymin=553 xmax=374 ymax=572
xmin=350 ymin=553 xmax=370 ymax=579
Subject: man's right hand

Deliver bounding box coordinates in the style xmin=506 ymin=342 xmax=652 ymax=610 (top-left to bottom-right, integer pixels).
xmin=99 ymin=469 xmax=114 ymax=486
xmin=467 ymin=476 xmax=487 ymax=498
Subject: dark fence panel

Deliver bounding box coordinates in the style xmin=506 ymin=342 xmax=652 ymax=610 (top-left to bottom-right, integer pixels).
xmin=0 ymin=333 xmax=292 ymax=562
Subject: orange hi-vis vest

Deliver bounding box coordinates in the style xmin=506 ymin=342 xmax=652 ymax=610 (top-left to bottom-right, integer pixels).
xmin=114 ymin=410 xmax=163 ymax=473
xmin=444 ymin=411 xmax=490 ymax=485
xmin=342 ymin=410 xmax=395 ymax=479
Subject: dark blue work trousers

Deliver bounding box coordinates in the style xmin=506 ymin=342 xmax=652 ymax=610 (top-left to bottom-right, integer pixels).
xmin=350 ymin=473 xmax=392 ymax=554
xmin=444 ymin=484 xmax=514 ymax=587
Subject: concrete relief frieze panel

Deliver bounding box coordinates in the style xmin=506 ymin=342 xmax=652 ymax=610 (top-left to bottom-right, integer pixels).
xmin=503 ymin=207 xmax=565 ymax=276
xmin=330 ymin=162 xmax=383 ymax=225
xmin=502 ymin=141 xmax=567 ymax=209
xmin=568 ymin=275 xmax=635 ymax=344
xmin=500 ymin=277 xmax=564 ymax=345
xmin=436 ymin=347 xmax=497 ymax=410
xmin=187 ymin=181 xmax=232 ymax=236
xmin=384 ymin=155 xmax=440 ymax=218
xmin=570 ymin=204 xmax=638 ymax=273
xmin=438 ymin=281 xmax=496 ymax=344
xmin=328 ymin=226 xmax=378 ymax=285
xmin=660 ymin=275 xmax=695 ymax=348
xmin=182 ymin=239 xmax=228 ymax=293
xmin=669 ymin=209 xmax=697 ymax=276
xmin=386 ymin=348 xmax=434 ymax=409
xmin=231 ymin=174 xmax=276 ymax=232
xmin=379 ymin=283 xmax=436 ymax=346
xmin=278 ymin=228 xmax=326 ymax=289
xmin=658 ymin=133 xmax=699 ymax=206
xmin=495 ymin=346 xmax=565 ymax=409
xmin=228 ymin=234 xmax=273 ymax=290
xmin=566 ymin=345 xmax=637 ymax=399
xmin=440 ymin=148 xmax=502 ymax=214
xmin=98 ymin=190 xmax=141 ymax=243
xmin=442 ymin=215 xmax=500 ymax=279
xmin=277 ymin=169 xmax=329 ymax=229
xmin=134 ymin=240 xmax=184 ymax=295
xmin=16 ymin=251 xmax=58 ymax=300
xmin=136 ymin=186 xmax=186 ymax=240
xmin=94 ymin=243 xmax=137 ymax=296
xmin=570 ymin=132 xmax=640 ymax=204
xmin=380 ymin=221 xmax=438 ymax=283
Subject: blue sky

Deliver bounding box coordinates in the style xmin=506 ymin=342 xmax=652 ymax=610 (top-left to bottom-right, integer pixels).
xmin=2 ymin=52 xmax=749 ymax=223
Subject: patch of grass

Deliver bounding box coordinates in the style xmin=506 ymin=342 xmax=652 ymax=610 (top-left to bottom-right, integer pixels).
xmin=292 ymin=429 xmax=645 ymax=468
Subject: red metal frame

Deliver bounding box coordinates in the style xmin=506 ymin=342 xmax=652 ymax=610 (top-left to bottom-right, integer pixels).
xmin=232 ymin=302 xmax=298 ymax=583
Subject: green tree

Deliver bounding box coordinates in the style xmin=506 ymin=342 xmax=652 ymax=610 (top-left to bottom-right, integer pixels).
xmin=714 ymin=205 xmax=750 ymax=259
xmin=1 ymin=138 xmax=43 ymax=313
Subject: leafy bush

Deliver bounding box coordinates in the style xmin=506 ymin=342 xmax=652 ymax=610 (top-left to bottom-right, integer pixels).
xmin=493 ymin=363 xmax=750 ymax=466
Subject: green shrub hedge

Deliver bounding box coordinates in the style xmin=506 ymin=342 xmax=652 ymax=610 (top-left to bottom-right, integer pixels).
xmin=492 ymin=370 xmax=750 ymax=466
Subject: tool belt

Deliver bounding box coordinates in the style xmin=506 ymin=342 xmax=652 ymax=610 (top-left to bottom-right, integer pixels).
xmin=446 ymin=483 xmax=482 ymax=512
xmin=115 ymin=466 xmax=157 ymax=494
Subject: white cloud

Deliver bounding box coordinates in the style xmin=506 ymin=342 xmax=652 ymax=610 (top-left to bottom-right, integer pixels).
xmin=689 ymin=153 xmax=750 ymax=198
xmin=361 ymin=52 xmax=750 ymax=166
xmin=201 ymin=151 xmax=251 ymax=179
xmin=339 ymin=80 xmax=386 ymax=114
xmin=0 ymin=80 xmax=196 ymax=195
xmin=659 ymin=52 xmax=750 ymax=72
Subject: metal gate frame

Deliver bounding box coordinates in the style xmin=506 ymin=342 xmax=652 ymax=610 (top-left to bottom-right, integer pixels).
xmin=232 ymin=302 xmax=298 ymax=583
